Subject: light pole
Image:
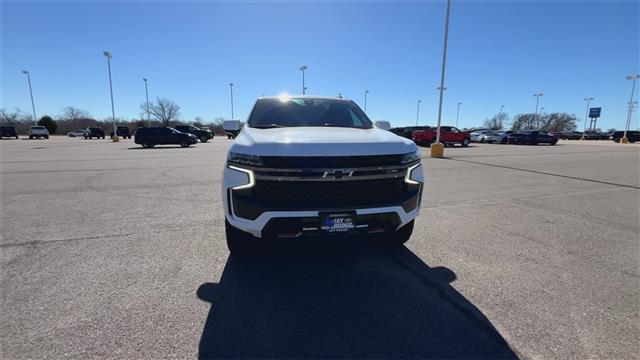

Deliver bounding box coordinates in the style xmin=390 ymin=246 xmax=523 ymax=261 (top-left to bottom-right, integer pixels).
xmin=364 ymin=90 xmax=369 ymax=113
xmin=416 ymin=100 xmax=422 ymax=126
xmin=582 ymin=97 xmax=594 ymax=139
xmin=456 ymin=102 xmax=462 ymax=128
xmin=434 ymin=0 xmax=452 ymax=150
xmin=622 ymin=75 xmax=639 ymax=143
xmin=230 ymin=83 xmax=235 ymax=119
xmin=21 ymin=70 xmax=37 ymax=125
xmin=143 ymin=78 xmax=150 ymax=127
xmin=103 ymin=51 xmax=118 ymax=142
xmin=533 ymin=93 xmax=544 ymax=129
xmin=299 ymin=65 xmax=308 ymax=95
xmin=500 ymin=105 xmax=505 ymax=114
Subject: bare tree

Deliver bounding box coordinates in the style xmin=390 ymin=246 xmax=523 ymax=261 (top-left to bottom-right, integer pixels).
xmin=539 ymin=113 xmax=577 ymax=132
xmin=142 ymin=97 xmax=180 ymax=126
xmin=0 ymin=108 xmax=22 ymax=124
xmin=511 ymin=112 xmax=577 ymax=132
xmin=511 ymin=113 xmax=538 ymax=131
xmin=62 ymin=106 xmax=91 ymax=121
xmin=483 ymin=112 xmax=509 ymax=130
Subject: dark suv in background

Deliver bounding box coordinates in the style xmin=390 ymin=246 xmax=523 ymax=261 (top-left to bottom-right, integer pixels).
xmin=134 ymin=127 xmax=198 ymax=148
xmin=110 ymin=126 xmax=131 ymax=139
xmin=610 ymin=130 xmax=639 ymax=143
xmin=174 ymin=125 xmax=213 ymax=143
xmin=507 ymin=130 xmax=558 ymax=145
xmin=0 ymin=125 xmax=19 ymax=139
xmin=84 ymin=127 xmax=105 ymax=139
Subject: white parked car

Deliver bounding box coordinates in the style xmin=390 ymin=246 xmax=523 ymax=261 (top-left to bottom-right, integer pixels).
xmin=221 ymin=95 xmax=424 ymax=254
xmin=28 ymin=126 xmax=49 ymax=139
xmin=470 ymin=130 xmax=493 ymax=143
xmin=483 ymin=130 xmax=514 ymax=144
xmin=66 ymin=129 xmax=86 ymax=137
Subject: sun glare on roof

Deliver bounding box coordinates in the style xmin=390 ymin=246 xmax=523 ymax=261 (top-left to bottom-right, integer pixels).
xmin=278 ymin=93 xmax=291 ymax=102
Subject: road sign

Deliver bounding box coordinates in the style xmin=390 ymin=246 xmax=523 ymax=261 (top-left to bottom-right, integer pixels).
xmin=589 ymin=107 xmax=601 ymax=118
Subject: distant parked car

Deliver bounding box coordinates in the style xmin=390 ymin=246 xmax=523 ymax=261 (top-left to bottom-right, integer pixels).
xmin=84 ymin=127 xmax=105 ymax=139
xmin=470 ymin=130 xmax=493 ymax=143
xmin=174 ymin=125 xmax=213 ymax=142
xmin=555 ymin=131 xmax=584 ymax=140
xmin=411 ymin=126 xmax=471 ymax=147
xmin=390 ymin=126 xmax=431 ymax=139
xmin=374 ymin=120 xmax=391 ymax=130
xmin=28 ymin=126 xmax=49 ymax=139
xmin=610 ymin=130 xmax=639 ymax=143
xmin=507 ymin=130 xmax=558 ymax=145
xmin=0 ymin=125 xmax=19 ymax=139
xmin=223 ymin=120 xmax=242 ymax=139
xmin=134 ymin=127 xmax=198 ymax=148
xmin=581 ymin=131 xmax=608 ymax=140
xmin=483 ymin=130 xmax=514 ymax=144
xmin=110 ymin=126 xmax=131 ymax=139
xmin=66 ymin=129 xmax=86 ymax=137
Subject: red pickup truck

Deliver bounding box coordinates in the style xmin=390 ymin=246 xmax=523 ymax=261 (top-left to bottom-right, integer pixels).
xmin=411 ymin=126 xmax=471 ymax=147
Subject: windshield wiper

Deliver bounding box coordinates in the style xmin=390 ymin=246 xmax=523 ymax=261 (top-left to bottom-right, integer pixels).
xmin=251 ymin=124 xmax=283 ymax=129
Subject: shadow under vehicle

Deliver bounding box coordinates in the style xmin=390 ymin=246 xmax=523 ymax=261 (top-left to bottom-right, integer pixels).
xmin=197 ymin=245 xmax=517 ymax=359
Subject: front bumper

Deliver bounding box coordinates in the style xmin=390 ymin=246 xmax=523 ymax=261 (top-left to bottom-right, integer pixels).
xmin=222 ymin=163 xmax=424 ymax=238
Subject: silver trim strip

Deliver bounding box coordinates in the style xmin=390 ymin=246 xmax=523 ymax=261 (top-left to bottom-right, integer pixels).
xmin=233 ymin=162 xmax=419 ymax=173
xmin=254 ymin=171 xmax=406 ymax=182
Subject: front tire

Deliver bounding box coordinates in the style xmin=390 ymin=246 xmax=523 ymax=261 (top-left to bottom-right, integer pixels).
xmin=225 ymin=219 xmax=259 ymax=255
xmin=180 ymin=142 xmax=190 ymax=148
xmin=461 ymin=138 xmax=470 ymax=147
xmin=199 ymin=136 xmax=209 ymax=143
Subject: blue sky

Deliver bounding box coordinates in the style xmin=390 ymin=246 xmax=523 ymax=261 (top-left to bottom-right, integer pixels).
xmin=2 ymin=1 xmax=638 ymax=130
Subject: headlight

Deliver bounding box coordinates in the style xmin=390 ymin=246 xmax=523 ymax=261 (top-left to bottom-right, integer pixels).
xmin=400 ymin=150 xmax=420 ymax=165
xmin=227 ymin=152 xmax=263 ymax=167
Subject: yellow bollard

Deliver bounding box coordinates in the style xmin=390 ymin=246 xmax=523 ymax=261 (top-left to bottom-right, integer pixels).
xmin=620 ymin=137 xmax=629 ymax=144
xmin=430 ymin=143 xmax=445 ymax=158
xmin=112 ymin=136 xmax=120 ymax=143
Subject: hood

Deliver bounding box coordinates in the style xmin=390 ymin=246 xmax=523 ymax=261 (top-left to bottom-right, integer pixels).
xmin=230 ymin=126 xmax=417 ymax=156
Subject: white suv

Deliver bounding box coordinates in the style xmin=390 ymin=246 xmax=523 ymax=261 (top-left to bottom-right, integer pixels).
xmin=222 ymin=95 xmax=424 ymax=254
xmin=28 ymin=126 xmax=49 ymax=139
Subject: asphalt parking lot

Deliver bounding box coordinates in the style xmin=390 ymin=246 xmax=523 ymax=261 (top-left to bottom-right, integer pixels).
xmin=1 ymin=137 xmax=638 ymax=359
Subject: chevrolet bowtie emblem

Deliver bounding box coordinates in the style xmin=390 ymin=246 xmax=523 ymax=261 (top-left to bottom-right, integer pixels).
xmin=322 ymin=169 xmax=355 ymax=179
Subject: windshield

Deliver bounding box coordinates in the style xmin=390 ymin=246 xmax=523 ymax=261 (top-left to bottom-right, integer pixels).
xmin=248 ymin=98 xmax=373 ymax=129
